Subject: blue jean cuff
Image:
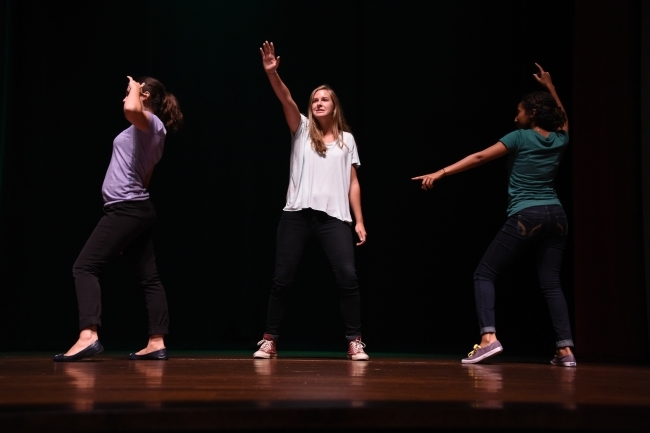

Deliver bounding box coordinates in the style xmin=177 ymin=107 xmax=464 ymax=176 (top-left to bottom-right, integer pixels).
xmin=480 ymin=327 xmax=496 ymax=335
xmin=346 ymin=334 xmax=362 ymax=341
xmin=556 ymin=339 xmax=574 ymax=348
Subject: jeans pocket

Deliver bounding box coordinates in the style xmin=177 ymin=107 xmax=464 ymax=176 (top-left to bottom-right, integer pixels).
xmin=554 ymin=216 xmax=569 ymax=236
xmin=516 ymin=214 xmax=543 ymax=238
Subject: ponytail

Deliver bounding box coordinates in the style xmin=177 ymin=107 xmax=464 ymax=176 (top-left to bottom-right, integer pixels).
xmin=160 ymin=92 xmax=183 ymax=132
xmin=138 ymin=77 xmax=184 ymax=133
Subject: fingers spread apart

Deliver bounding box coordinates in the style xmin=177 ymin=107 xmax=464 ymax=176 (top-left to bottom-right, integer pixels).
xmin=261 ymin=41 xmax=275 ymax=56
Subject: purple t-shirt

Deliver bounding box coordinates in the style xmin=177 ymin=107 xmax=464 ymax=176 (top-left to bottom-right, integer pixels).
xmin=102 ymin=113 xmax=166 ymax=205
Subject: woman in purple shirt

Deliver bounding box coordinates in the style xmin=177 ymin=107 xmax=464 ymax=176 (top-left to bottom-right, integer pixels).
xmin=54 ymin=76 xmax=183 ymax=362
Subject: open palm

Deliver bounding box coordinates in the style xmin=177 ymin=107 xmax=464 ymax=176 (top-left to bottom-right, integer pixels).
xmin=260 ymin=41 xmax=280 ymax=73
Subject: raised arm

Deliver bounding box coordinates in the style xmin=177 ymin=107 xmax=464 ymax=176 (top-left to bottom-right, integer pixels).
xmin=411 ymin=142 xmax=509 ymax=190
xmin=260 ymin=41 xmax=301 ymax=134
xmin=123 ymin=76 xmax=151 ymax=132
xmin=534 ymin=63 xmax=568 ymax=132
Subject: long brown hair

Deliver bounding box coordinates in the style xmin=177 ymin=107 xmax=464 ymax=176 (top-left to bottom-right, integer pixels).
xmin=138 ymin=77 xmax=184 ymax=132
xmin=306 ymin=85 xmax=351 ymax=156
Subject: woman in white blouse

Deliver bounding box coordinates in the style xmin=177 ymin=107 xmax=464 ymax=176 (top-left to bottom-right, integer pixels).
xmin=253 ymin=41 xmax=369 ymax=361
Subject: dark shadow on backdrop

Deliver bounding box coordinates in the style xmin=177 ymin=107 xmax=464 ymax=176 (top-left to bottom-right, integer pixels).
xmin=573 ymin=0 xmax=649 ymax=363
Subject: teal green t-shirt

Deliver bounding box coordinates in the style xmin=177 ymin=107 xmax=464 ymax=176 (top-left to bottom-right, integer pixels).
xmin=499 ymin=129 xmax=569 ymax=217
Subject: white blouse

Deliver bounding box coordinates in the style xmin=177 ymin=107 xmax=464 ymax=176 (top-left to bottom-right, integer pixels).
xmin=283 ymin=114 xmax=360 ymax=223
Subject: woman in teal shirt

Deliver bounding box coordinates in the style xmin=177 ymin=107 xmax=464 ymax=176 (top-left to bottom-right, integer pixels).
xmin=413 ymin=64 xmax=575 ymax=367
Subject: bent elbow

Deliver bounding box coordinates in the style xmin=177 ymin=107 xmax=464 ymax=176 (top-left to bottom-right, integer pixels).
xmin=123 ymin=105 xmax=140 ymax=115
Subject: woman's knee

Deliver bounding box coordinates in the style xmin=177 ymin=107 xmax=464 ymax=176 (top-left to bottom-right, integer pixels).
xmin=72 ymin=261 xmax=99 ymax=278
xmin=335 ymin=267 xmax=358 ymax=292
xmin=473 ymin=264 xmax=496 ymax=283
xmin=539 ymin=278 xmax=562 ymax=294
xmin=270 ymin=278 xmax=292 ymax=298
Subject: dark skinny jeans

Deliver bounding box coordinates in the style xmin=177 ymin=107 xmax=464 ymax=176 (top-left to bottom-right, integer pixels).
xmin=72 ymin=199 xmax=169 ymax=335
xmin=473 ymin=205 xmax=574 ymax=348
xmin=265 ymin=209 xmax=362 ymax=340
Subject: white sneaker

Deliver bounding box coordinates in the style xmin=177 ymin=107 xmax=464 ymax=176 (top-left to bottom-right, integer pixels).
xmin=253 ymin=335 xmax=277 ymax=359
xmin=347 ymin=337 xmax=369 ymax=361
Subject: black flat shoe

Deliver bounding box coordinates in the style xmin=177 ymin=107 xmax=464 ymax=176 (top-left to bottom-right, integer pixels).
xmin=128 ymin=348 xmax=168 ymax=360
xmin=53 ymin=340 xmax=104 ymax=362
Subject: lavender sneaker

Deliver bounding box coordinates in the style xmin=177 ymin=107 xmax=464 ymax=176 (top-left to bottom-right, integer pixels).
xmin=461 ymin=340 xmax=503 ymax=364
xmin=550 ymin=353 xmax=577 ymax=367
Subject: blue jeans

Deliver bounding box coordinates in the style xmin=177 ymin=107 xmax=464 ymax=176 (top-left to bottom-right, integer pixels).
xmin=473 ymin=205 xmax=574 ymax=348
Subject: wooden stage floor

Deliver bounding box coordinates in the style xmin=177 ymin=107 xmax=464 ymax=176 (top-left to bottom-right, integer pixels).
xmin=1 ymin=352 xmax=648 ymax=432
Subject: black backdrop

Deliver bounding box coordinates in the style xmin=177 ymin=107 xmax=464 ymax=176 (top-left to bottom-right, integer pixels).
xmin=0 ymin=0 xmax=575 ymax=355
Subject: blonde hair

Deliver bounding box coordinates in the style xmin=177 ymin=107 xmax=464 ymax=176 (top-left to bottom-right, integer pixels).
xmin=306 ymin=85 xmax=351 ymax=156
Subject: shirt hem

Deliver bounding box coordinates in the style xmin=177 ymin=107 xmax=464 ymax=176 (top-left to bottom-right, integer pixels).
xmin=282 ymin=205 xmax=353 ymax=224
xmin=104 ymin=195 xmax=150 ymax=207
xmin=507 ymin=199 xmax=562 ymax=217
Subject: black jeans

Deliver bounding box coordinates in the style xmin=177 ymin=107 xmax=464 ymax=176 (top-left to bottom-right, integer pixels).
xmin=473 ymin=205 xmax=574 ymax=348
xmin=265 ymin=209 xmax=361 ymax=340
xmin=72 ymin=200 xmax=169 ymax=335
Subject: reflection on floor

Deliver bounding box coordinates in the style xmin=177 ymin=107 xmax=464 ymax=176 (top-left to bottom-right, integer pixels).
xmin=0 ymin=352 xmax=647 ymax=432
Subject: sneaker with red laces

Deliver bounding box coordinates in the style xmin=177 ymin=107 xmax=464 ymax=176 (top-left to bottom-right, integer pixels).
xmin=347 ymin=337 xmax=369 ymax=361
xmin=253 ymin=334 xmax=277 ymax=359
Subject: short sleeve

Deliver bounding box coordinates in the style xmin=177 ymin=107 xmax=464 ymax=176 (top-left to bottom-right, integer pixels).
xmin=499 ymin=130 xmax=522 ymax=151
xmin=347 ymin=134 xmax=360 ymax=167
xmin=138 ymin=114 xmax=166 ymax=163
xmin=556 ymin=130 xmax=569 ymax=144
xmin=292 ymin=114 xmax=309 ymax=140
xmin=139 ymin=114 xmax=165 ymax=141
xmin=149 ymin=113 xmax=164 ymax=133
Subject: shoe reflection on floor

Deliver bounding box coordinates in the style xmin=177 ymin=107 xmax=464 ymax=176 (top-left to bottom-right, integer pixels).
xmin=348 ymin=360 xmax=368 ymax=386
xmin=465 ymin=364 xmax=503 ymax=409
xmin=253 ymin=359 xmax=276 ymax=376
xmin=131 ymin=360 xmax=166 ymax=388
xmin=58 ymin=362 xmax=98 ymax=411
xmin=131 ymin=361 xmax=166 ymax=409
xmin=553 ymin=364 xmax=577 ymax=410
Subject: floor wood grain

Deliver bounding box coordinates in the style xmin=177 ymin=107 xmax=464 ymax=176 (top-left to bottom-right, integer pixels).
xmin=1 ymin=353 xmax=648 ymax=432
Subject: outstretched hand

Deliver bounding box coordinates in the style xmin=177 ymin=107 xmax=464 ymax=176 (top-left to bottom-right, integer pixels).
xmin=412 ymin=171 xmax=444 ymax=191
xmin=260 ymin=41 xmax=280 ymax=73
xmin=533 ymin=63 xmax=554 ymax=89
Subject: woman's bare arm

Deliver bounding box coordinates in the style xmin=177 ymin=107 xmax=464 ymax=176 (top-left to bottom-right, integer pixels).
xmin=260 ymin=41 xmax=301 ymax=133
xmin=349 ymin=166 xmax=366 ymax=245
xmin=412 ymin=142 xmax=509 ymax=190
xmin=123 ymin=76 xmax=151 ymax=132
xmin=534 ymin=63 xmax=568 ymax=132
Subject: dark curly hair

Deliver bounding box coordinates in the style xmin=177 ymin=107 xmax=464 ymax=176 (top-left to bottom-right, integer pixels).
xmin=520 ymin=91 xmax=566 ymax=131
